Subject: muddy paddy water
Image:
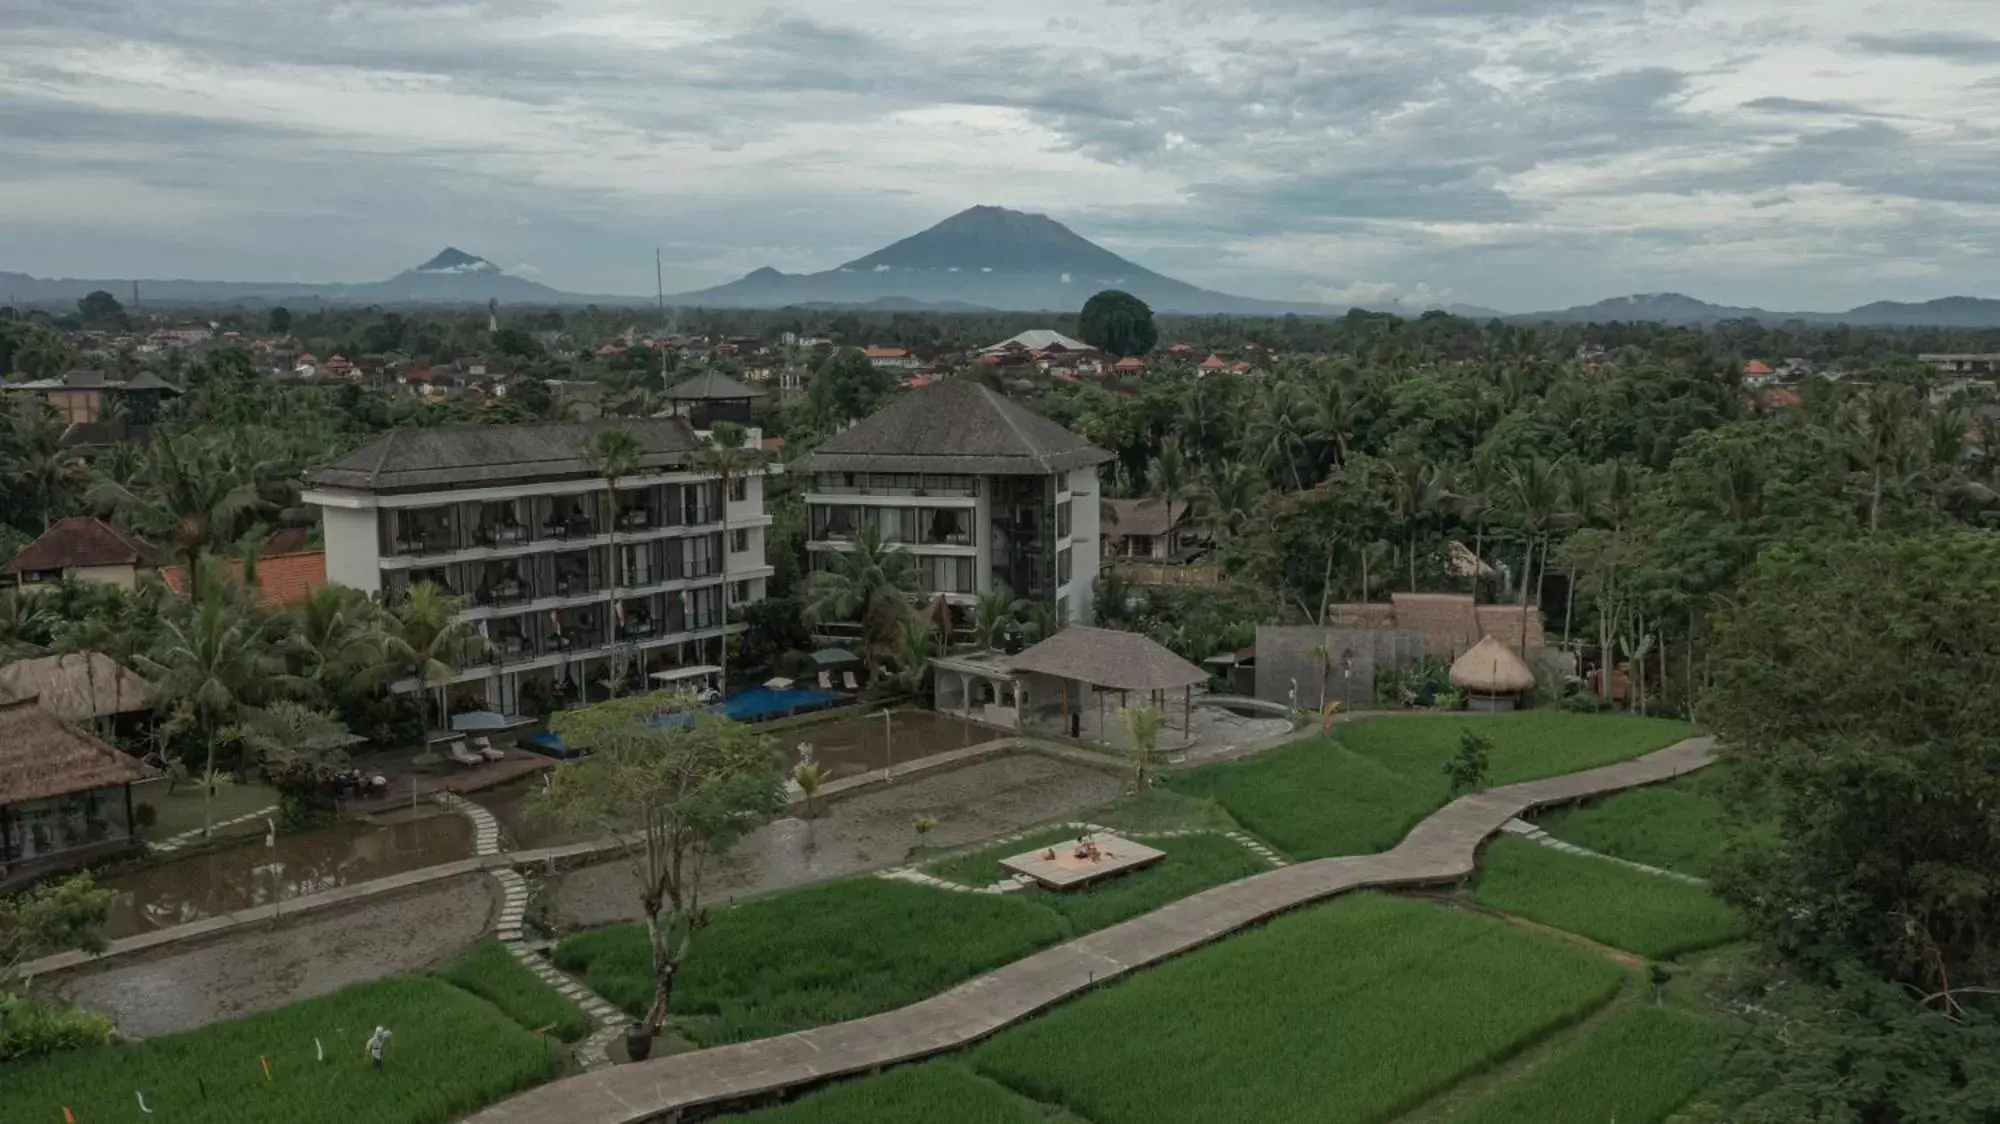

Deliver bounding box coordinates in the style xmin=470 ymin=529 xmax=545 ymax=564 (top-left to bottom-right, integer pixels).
xmin=549 ymin=752 xmax=1125 ymax=927
xmin=98 ymin=809 xmax=473 ymax=940
xmin=480 ymin=710 xmax=998 ymax=850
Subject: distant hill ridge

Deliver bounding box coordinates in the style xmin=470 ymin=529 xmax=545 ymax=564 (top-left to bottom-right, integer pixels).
xmin=3 ymin=214 xmax=1998 ymax=324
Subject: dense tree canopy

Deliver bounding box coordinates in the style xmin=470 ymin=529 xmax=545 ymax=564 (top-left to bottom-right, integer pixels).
xmin=1076 ymin=289 xmax=1159 ymax=357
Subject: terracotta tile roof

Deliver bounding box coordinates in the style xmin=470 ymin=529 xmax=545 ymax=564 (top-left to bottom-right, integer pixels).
xmin=0 ymin=517 xmax=154 ymax=576
xmin=1761 ymin=387 xmax=1803 ymax=408
xmin=1113 ymin=357 xmax=1146 ymax=371
xmin=1743 ymin=359 xmax=1773 ymax=375
xmin=1199 ymin=354 xmax=1226 ymax=370
xmin=863 ymin=347 xmax=911 ymax=359
xmin=0 ymin=694 xmax=158 ymax=805
xmin=162 ymin=550 xmax=327 ymax=608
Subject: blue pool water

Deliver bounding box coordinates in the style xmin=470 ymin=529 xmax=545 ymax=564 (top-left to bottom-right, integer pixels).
xmin=524 ymin=685 xmax=846 ymax=755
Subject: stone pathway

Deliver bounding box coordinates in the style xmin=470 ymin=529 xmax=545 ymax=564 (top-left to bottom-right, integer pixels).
xmin=882 ymin=821 xmax=1288 ymax=894
xmin=437 ymin=791 xmax=503 ymax=857
xmin=488 ymin=867 xmax=628 ymax=1068
xmin=147 ymin=804 xmax=282 ymax=853
xmin=1500 ymin=818 xmax=1707 ymax=885
xmin=465 ymin=736 xmax=1715 ymax=1124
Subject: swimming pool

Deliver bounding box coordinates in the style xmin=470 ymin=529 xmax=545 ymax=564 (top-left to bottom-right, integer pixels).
xmin=524 ymin=685 xmax=849 ymax=754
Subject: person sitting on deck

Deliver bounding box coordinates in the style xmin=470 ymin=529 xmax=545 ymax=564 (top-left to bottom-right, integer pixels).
xmin=1074 ymin=837 xmax=1101 ymax=862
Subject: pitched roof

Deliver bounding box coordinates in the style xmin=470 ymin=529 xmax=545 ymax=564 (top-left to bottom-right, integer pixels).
xmin=1006 ymin=626 xmax=1209 ymax=691
xmin=793 ymin=378 xmax=1111 ymax=476
xmin=307 ymin=418 xmax=704 ymax=494
xmin=1113 ymin=357 xmax=1146 ymax=371
xmin=863 ymin=347 xmax=911 ymax=359
xmin=0 ymin=694 xmax=158 ymax=805
xmin=665 ymin=370 xmax=764 ymax=402
xmin=1743 ymin=359 xmax=1773 ymax=375
xmin=121 ymin=371 xmax=185 ymax=395
xmin=1199 ymin=354 xmax=1226 ymax=370
xmin=0 ymin=653 xmax=154 ymax=721
xmin=162 ymin=549 xmax=327 ymax=608
xmin=982 ymin=330 xmax=1090 ymax=355
xmin=1450 ymin=635 xmax=1537 ymax=693
xmin=0 ymin=517 xmax=154 ymax=576
xmin=1102 ymin=498 xmax=1190 ymax=539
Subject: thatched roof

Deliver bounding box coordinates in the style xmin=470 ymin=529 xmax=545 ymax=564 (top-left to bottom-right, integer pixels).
xmin=1101 ymin=498 xmax=1190 ymax=539
xmin=0 ymin=653 xmax=154 ymax=721
xmin=1007 ymin=626 xmax=1209 ymax=691
xmin=0 ymin=695 xmax=158 ymax=805
xmin=792 ymin=379 xmax=1111 ymax=476
xmin=1449 ymin=635 xmax=1537 ymax=694
xmin=308 ymin=418 xmax=703 ymax=494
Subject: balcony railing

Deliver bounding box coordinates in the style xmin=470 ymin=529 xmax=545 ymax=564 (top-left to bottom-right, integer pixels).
xmin=474 ymin=579 xmax=533 ymax=607
xmin=539 ymin=516 xmax=598 ymax=541
xmin=615 ymin=510 xmax=653 ymax=532
xmin=472 ymin=524 xmax=530 ymax=547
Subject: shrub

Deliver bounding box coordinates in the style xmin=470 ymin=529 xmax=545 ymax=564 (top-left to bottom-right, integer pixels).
xmin=0 ymin=993 xmax=115 ymax=1061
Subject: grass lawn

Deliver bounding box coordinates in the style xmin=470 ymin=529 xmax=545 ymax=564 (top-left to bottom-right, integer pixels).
xmin=556 ymin=831 xmax=1268 ymax=1047
xmin=0 ymin=977 xmax=561 ymax=1124
xmin=725 ymin=1061 xmax=1077 ymax=1124
xmin=1537 ymin=760 xmax=1775 ymax=879
xmin=132 ymin=776 xmax=283 ymax=840
xmin=1445 ymin=1004 xmax=1730 ymax=1124
xmin=1169 ymin=712 xmax=1694 ymax=860
xmin=1470 ymin=837 xmax=1746 ymax=959
xmin=437 ymin=940 xmax=593 ymax=1042
xmin=971 ymin=893 xmax=1624 ymax=1124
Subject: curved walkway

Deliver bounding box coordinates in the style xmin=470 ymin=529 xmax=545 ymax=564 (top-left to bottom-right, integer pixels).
xmin=467 ymin=735 xmax=1715 ymax=1124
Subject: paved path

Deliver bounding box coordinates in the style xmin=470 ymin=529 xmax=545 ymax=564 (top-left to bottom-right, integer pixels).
xmin=466 ymin=736 xmax=1715 ymax=1124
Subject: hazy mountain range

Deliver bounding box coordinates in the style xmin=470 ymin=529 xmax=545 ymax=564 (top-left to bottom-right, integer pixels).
xmin=6 ymin=208 xmax=2000 ymax=326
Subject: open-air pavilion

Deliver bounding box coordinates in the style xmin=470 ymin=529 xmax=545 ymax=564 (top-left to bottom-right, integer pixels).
xmin=936 ymin=626 xmax=1211 ymax=750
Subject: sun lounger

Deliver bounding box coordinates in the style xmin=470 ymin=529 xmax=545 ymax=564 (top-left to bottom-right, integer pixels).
xmin=819 ymin=671 xmax=834 ymax=691
xmin=472 ymin=736 xmax=505 ymax=762
xmin=842 ymin=670 xmax=860 ymax=691
xmin=448 ymin=740 xmax=484 ymax=767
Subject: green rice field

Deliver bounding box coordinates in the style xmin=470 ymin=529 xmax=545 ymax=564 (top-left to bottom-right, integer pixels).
xmin=972 ymin=893 xmax=1624 ymax=1124
xmin=437 ymin=939 xmax=593 ymax=1042
xmin=1470 ymin=836 xmax=1746 ymax=958
xmin=1445 ymin=1005 xmax=1730 ymax=1124
xmin=557 ymin=829 xmax=1268 ymax=1046
xmin=0 ymin=977 xmax=561 ymax=1124
xmin=1169 ymin=712 xmax=1694 ymax=859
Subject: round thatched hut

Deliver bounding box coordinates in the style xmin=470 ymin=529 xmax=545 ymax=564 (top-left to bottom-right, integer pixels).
xmin=1449 ymin=635 xmax=1536 ymax=712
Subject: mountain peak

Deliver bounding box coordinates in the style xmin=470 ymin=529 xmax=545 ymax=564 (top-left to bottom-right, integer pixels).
xmin=413 ymin=247 xmax=499 ymax=275
xmin=838 ymin=205 xmax=1141 ymax=275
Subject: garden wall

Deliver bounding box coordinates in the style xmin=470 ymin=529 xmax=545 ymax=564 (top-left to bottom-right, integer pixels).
xmin=1252 ymin=627 xmax=1426 ymax=711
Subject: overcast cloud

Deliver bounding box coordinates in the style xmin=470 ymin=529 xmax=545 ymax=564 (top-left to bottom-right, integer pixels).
xmin=2 ymin=0 xmax=1996 ymax=311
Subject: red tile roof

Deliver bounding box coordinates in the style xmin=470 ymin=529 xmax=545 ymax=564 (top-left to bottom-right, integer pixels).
xmin=1743 ymin=359 xmax=1773 ymax=375
xmin=1113 ymin=357 xmax=1146 ymax=371
xmin=1760 ymin=387 xmax=1803 ymax=409
xmin=0 ymin=517 xmax=154 ymax=576
xmin=864 ymin=347 xmax=911 ymax=360
xmin=162 ymin=550 xmax=326 ymax=608
xmin=1199 ymin=354 xmax=1226 ymax=370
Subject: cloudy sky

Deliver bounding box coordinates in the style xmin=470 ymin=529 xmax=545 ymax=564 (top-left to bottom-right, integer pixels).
xmin=3 ymin=0 xmax=1997 ymax=311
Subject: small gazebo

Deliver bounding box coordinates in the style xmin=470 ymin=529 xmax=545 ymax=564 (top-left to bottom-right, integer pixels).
xmin=1449 ymin=636 xmax=1537 ymax=712
xmin=1005 ymin=626 xmax=1210 ymax=746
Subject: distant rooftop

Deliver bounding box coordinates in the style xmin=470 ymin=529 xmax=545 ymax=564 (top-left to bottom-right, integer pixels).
xmin=665 ymin=370 xmax=764 ymax=402
xmin=982 ymin=330 xmax=1090 ymax=355
xmin=0 ymin=516 xmax=155 ymax=576
xmin=793 ymin=378 xmax=1110 ymax=476
xmin=308 ymin=418 xmax=704 ymax=495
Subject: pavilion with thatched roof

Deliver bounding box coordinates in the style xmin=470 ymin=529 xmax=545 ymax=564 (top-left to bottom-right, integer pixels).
xmin=0 ymin=652 xmax=153 ymax=729
xmin=1003 ymin=626 xmax=1210 ymax=746
xmin=1450 ymin=635 xmax=1537 ymax=712
xmin=0 ymin=692 xmax=159 ymax=886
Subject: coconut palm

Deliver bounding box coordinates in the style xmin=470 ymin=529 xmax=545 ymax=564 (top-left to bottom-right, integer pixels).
xmin=0 ymin=589 xmax=53 ymax=660
xmin=1245 ymin=383 xmax=1309 ymax=491
xmin=382 ymin=582 xmax=483 ymax=730
xmin=90 ymin=432 xmax=271 ymax=593
xmin=4 ymin=402 xmax=84 ymax=532
xmin=1503 ymin=456 xmax=1566 ymax=653
xmin=967 ymin=582 xmax=1026 ymax=651
xmin=1190 ymin=461 xmax=1264 ymax=544
xmin=1144 ymin=439 xmax=1194 ymax=542
xmin=1387 ymin=456 xmax=1449 ymax=592
xmin=1450 ymin=454 xmax=1505 ymax=601
xmin=287 ymin=584 xmax=391 ymax=704
xmin=139 ymin=589 xmax=279 ymax=836
xmin=581 ymin=427 xmax=643 ymax=695
xmin=802 ymin=525 xmax=919 ymax=674
xmin=1307 ymin=380 xmax=1358 ymax=473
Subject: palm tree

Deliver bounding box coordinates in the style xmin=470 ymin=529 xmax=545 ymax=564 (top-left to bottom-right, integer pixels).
xmin=382 ymin=582 xmax=483 ymax=731
xmin=90 ymin=432 xmax=269 ymax=593
xmin=692 ymin=421 xmax=756 ymax=695
xmin=1387 ymin=456 xmax=1449 ymax=592
xmin=139 ymin=589 xmax=277 ymax=837
xmin=1503 ymin=457 xmax=1566 ymax=655
xmin=1190 ymin=461 xmax=1264 ymax=545
xmin=1145 ymin=439 xmax=1194 ymax=540
xmin=288 ymin=584 xmax=391 ymax=704
xmin=0 ymin=589 xmax=53 ymax=661
xmin=802 ymin=525 xmax=919 ymax=675
xmin=1245 ymin=384 xmax=1309 ymax=491
xmin=1451 ymin=454 xmax=1504 ymax=602
xmin=1308 ymin=381 xmax=1358 ymax=474
xmin=581 ymin=427 xmax=643 ymax=695
xmin=967 ymin=582 xmax=1026 ymax=651
xmin=4 ymin=402 xmax=84 ymax=532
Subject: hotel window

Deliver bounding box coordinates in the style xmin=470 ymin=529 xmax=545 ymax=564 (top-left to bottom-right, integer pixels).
xmin=731 ymin=580 xmax=751 ymax=605
xmin=731 ymin=528 xmax=750 ymax=553
xmin=1056 ymin=500 xmax=1072 ymax=539
xmin=1057 ymin=547 xmax=1073 ymax=585
xmin=728 ymin=476 xmax=747 ymax=502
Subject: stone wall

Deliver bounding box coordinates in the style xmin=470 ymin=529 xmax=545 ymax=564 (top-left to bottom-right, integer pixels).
xmin=1253 ymin=626 xmax=1427 ymax=710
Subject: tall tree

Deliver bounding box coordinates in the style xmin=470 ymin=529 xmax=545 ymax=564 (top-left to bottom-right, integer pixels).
xmin=536 ymin=695 xmax=784 ymax=1037
xmin=139 ymin=588 xmax=279 ymax=836
xmin=381 ymin=582 xmax=482 ymax=730
xmin=1503 ymin=456 xmax=1565 ymax=651
xmin=89 ymin=433 xmax=270 ymax=592
xmin=1076 ymin=290 xmax=1159 ymax=358
xmin=692 ymin=421 xmax=755 ymax=695
xmin=802 ymin=525 xmax=919 ymax=673
xmin=582 ymin=427 xmax=644 ymax=695
xmin=4 ymin=403 xmax=82 ymax=532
